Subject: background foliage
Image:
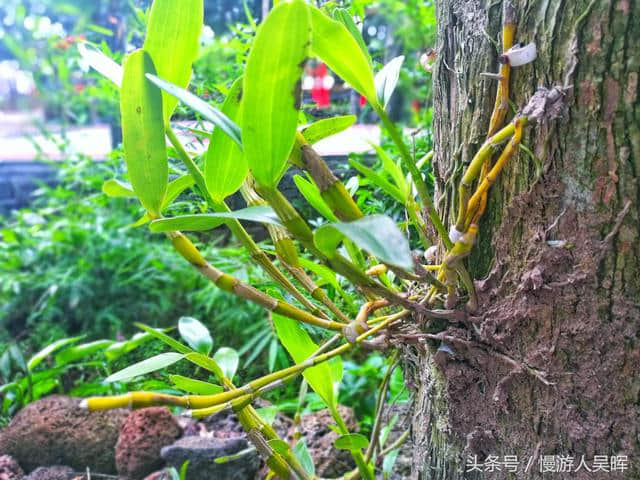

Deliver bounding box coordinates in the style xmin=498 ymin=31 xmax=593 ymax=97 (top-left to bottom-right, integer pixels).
xmin=0 ymin=0 xmax=435 ymax=444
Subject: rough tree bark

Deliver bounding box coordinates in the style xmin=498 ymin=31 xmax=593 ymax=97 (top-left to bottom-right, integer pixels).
xmin=408 ymin=0 xmax=639 ymax=478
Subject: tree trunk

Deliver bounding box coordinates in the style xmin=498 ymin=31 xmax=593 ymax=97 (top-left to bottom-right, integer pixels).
xmin=408 ymin=0 xmax=639 ymax=478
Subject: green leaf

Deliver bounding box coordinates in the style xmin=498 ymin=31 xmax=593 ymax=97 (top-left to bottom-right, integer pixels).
xmin=55 ymin=340 xmax=114 ymax=366
xmin=205 ymin=77 xmax=248 ymax=202
xmin=119 ymin=174 xmax=194 ymax=227
xmin=301 ymin=115 xmax=356 ymax=145
xmin=135 ymin=323 xmax=191 ymax=354
xmin=102 ymin=179 xmax=135 ymax=198
xmin=298 ymin=257 xmax=339 ymax=289
xmin=243 ymin=0 xmax=310 ymax=187
xmin=315 ymin=215 xmax=413 ymax=271
xmin=267 ymin=439 xmax=290 ymax=456
xmin=369 ymin=143 xmax=409 ymax=198
xmin=105 ymin=331 xmax=155 ymax=361
xmin=120 ymin=50 xmax=168 ymax=217
xmin=165 ymin=174 xmax=195 ymax=206
xmin=213 ymin=347 xmax=239 ymax=379
xmin=293 ymin=439 xmax=316 ymax=476
xmin=146 ymin=74 xmax=242 ymax=147
xmin=143 ymin=0 xmax=203 ymax=123
xmin=184 ymin=352 xmax=224 ymax=378
xmin=178 ymin=317 xmax=213 ymax=355
xmin=105 ymin=352 xmax=184 ymax=383
xmin=332 ymin=9 xmax=370 ymax=66
xmin=169 ymin=375 xmax=223 ymax=394
xmin=8 ymin=345 xmax=27 ymax=373
xmin=27 ymin=336 xmax=84 ymax=371
xmin=255 ymin=405 xmax=279 ymax=425
xmin=349 ymin=158 xmax=405 ymax=204
xmin=374 ymin=55 xmax=404 ymax=109
xmin=272 ymin=313 xmax=336 ymax=408
xmin=77 ymin=43 xmax=122 ymax=87
xmin=293 ymin=175 xmax=338 ymax=222
xmin=382 ymin=449 xmax=400 ymax=478
xmin=334 ymin=433 xmax=369 ymax=451
xmin=309 ymin=5 xmax=377 ymax=105
xmin=149 ymin=206 xmax=282 ymax=233
xmin=214 ymin=447 xmax=257 ymax=464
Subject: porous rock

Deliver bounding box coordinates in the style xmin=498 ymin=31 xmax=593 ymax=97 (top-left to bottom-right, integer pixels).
xmin=115 ymin=407 xmax=182 ymax=479
xmin=289 ymin=406 xmax=357 ymax=477
xmin=160 ymin=436 xmax=260 ymax=480
xmin=0 ymin=395 xmax=127 ymax=473
xmin=0 ymin=454 xmax=24 ymax=480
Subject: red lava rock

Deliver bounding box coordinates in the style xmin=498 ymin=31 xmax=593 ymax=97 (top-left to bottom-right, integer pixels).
xmin=0 ymin=455 xmax=24 ymax=480
xmin=288 ymin=406 xmax=357 ymax=477
xmin=115 ymin=407 xmax=182 ymax=479
xmin=0 ymin=396 xmax=128 ymax=474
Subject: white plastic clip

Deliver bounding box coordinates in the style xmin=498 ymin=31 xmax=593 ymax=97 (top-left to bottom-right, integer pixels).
xmin=449 ymin=225 xmax=464 ymax=244
xmin=502 ymin=42 xmax=537 ymax=67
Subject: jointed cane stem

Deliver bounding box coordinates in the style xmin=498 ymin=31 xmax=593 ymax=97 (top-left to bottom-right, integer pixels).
xmin=476 ymin=2 xmax=516 ymax=226
xmin=83 ymin=316 xmax=400 ymax=414
xmin=454 ymin=121 xmax=520 ymax=231
xmin=296 ymin=133 xmax=364 ymax=222
xmin=466 ymin=118 xmax=524 ymax=221
xmin=167 ymin=231 xmax=345 ymax=332
xmin=165 ymin=127 xmax=317 ymax=314
xmin=241 ymin=181 xmax=350 ymax=323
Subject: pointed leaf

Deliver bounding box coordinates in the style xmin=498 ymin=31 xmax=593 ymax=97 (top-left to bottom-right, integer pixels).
xmin=213 ymin=347 xmax=239 ymax=379
xmin=255 ymin=405 xmax=279 ymax=426
xmin=374 ymin=55 xmax=404 ymax=109
xmin=369 ymin=142 xmax=409 ymax=197
xmin=184 ymin=352 xmax=225 ymax=378
xmin=293 ymin=439 xmax=316 ymax=477
xmin=146 ymin=74 xmax=242 ymax=146
xmin=383 ymin=448 xmax=400 ymax=478
xmin=272 ymin=312 xmax=336 ymax=408
xmin=164 ymin=174 xmax=195 ymax=207
xmin=121 ymin=50 xmax=167 ymax=217
xmin=332 ymin=9 xmax=370 ymax=66
xmin=309 ymin=5 xmax=377 ymax=105
xmin=334 ymin=433 xmax=369 ymax=451
xmin=135 ymin=323 xmax=191 ymax=354
xmin=143 ymin=0 xmax=203 ymax=122
xmin=243 ymin=0 xmax=310 ymax=187
xmin=315 ymin=215 xmax=413 ymax=271
xmin=293 ymin=175 xmax=338 ymax=222
xmin=149 ymin=206 xmax=282 ymax=233
xmin=105 ymin=331 xmax=156 ymax=361
xmin=27 ymin=335 xmax=84 ymax=371
xmin=55 ymin=340 xmax=114 ymax=366
xmin=169 ymin=374 xmax=223 ymax=394
xmin=267 ymin=439 xmax=290 ymax=456
xmin=102 ymin=179 xmax=135 ymax=198
xmin=205 ymin=77 xmax=248 ymax=202
xmin=78 ymin=43 xmax=122 ymax=87
xmin=349 ymin=158 xmax=405 ymax=204
xmin=105 ymin=352 xmax=183 ymax=383
xmin=301 ymin=115 xmax=356 ymax=145
xmin=178 ymin=316 xmax=213 ymax=355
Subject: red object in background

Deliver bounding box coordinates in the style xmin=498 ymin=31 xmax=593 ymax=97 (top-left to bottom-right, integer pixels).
xmin=359 ymin=95 xmax=367 ymax=107
xmin=411 ymin=99 xmax=421 ymax=114
xmin=311 ymin=63 xmax=331 ymax=108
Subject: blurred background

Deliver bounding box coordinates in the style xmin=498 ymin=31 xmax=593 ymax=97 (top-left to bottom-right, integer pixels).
xmin=0 ymin=0 xmax=436 ymax=426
